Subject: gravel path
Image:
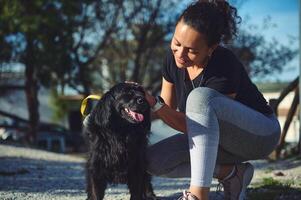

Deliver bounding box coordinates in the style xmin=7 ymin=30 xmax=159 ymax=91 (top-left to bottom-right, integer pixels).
xmin=0 ymin=144 xmax=86 ymax=200
xmin=0 ymin=144 xmax=219 ymax=200
xmin=1 ymin=144 xmax=300 ymax=200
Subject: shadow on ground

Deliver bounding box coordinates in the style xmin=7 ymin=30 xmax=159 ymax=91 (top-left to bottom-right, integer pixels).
xmin=1 ymin=146 xmax=300 ymax=200
xmin=0 ymin=156 xmax=85 ymax=194
xmin=247 ymin=181 xmax=301 ymax=200
xmin=157 ymin=192 xmax=223 ymax=200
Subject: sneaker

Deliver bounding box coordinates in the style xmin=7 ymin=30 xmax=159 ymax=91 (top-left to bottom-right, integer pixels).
xmin=177 ymin=190 xmax=199 ymax=200
xmin=218 ymin=162 xmax=254 ymax=200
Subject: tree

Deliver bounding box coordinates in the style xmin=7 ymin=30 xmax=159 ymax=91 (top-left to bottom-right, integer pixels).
xmin=227 ymin=2 xmax=298 ymax=79
xmin=0 ymin=0 xmax=297 ymax=142
xmin=229 ymin=29 xmax=297 ymax=78
xmin=88 ymin=0 xmax=297 ymax=95
xmin=89 ymin=0 xmax=180 ymax=94
xmin=0 ymin=0 xmax=179 ymax=141
xmin=0 ymin=0 xmax=102 ymax=141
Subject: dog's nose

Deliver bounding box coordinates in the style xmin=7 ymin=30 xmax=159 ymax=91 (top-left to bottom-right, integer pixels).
xmin=136 ymin=97 xmax=145 ymax=104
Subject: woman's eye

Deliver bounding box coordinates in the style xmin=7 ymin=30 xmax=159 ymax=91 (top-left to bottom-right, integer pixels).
xmin=173 ymin=39 xmax=180 ymax=46
xmin=189 ymin=49 xmax=198 ymax=54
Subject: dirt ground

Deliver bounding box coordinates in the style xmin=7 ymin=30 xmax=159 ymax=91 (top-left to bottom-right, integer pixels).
xmin=0 ymin=144 xmax=301 ymax=200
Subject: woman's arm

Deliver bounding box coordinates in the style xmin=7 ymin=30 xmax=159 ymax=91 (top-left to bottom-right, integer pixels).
xmin=147 ymin=77 xmax=187 ymax=133
xmin=155 ymin=104 xmax=187 ymax=133
xmin=160 ymin=77 xmax=177 ymax=109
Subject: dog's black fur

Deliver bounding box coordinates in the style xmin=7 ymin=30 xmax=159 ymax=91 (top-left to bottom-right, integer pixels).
xmin=83 ymin=83 xmax=156 ymax=200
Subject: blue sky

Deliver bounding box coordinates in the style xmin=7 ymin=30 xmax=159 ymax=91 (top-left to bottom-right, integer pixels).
xmin=237 ymin=0 xmax=299 ymax=82
xmin=181 ymin=0 xmax=299 ymax=82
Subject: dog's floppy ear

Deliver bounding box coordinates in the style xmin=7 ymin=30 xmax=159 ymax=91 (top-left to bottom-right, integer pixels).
xmin=92 ymin=92 xmax=115 ymax=128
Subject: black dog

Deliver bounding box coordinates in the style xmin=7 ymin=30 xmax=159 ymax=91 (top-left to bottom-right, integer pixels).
xmin=83 ymin=83 xmax=156 ymax=200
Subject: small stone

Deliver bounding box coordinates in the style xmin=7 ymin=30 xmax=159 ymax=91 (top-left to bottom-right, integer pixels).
xmin=274 ymin=171 xmax=285 ymax=176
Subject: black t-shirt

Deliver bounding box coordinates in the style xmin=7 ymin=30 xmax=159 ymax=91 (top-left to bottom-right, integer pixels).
xmin=162 ymin=46 xmax=273 ymax=115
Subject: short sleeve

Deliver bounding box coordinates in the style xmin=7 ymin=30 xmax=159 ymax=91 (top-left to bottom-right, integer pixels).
xmin=204 ymin=48 xmax=242 ymax=94
xmin=162 ymin=49 xmax=175 ymax=83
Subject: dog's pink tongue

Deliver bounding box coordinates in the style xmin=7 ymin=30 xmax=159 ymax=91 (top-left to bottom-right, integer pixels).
xmin=129 ymin=110 xmax=144 ymax=122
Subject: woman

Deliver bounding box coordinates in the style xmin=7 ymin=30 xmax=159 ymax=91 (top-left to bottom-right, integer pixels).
xmin=145 ymin=1 xmax=281 ymax=200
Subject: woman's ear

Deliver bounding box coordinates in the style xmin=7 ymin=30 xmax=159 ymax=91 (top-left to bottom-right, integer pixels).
xmin=208 ymin=44 xmax=218 ymax=57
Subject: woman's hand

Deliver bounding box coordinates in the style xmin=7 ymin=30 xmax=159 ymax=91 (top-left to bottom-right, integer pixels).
xmin=144 ymin=90 xmax=156 ymax=107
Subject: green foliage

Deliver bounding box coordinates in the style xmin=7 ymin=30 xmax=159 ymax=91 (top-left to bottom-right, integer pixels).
xmin=0 ymin=0 xmax=298 ymax=94
xmin=261 ymin=177 xmax=293 ymax=189
xmin=248 ymin=177 xmax=299 ymax=200
xmin=228 ymin=16 xmax=298 ymax=79
xmin=49 ymin=88 xmax=68 ymax=123
xmin=89 ymin=0 xmax=180 ymax=93
xmin=0 ymin=0 xmax=96 ymax=89
xmin=255 ymin=81 xmax=290 ymax=93
xmin=264 ymin=167 xmax=274 ymax=174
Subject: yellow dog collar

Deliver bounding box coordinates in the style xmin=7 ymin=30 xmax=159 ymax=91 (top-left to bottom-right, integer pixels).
xmin=80 ymin=94 xmax=101 ymax=117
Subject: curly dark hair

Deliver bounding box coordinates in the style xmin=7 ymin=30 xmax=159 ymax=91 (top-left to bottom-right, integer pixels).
xmin=83 ymin=83 xmax=156 ymax=200
xmin=178 ymin=0 xmax=241 ymax=46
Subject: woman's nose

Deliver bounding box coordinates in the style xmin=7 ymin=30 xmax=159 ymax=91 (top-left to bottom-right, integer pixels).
xmin=178 ymin=47 xmax=186 ymax=58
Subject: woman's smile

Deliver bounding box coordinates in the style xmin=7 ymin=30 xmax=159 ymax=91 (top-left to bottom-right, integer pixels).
xmin=176 ymin=57 xmax=187 ymax=65
xmin=170 ymin=20 xmax=213 ymax=69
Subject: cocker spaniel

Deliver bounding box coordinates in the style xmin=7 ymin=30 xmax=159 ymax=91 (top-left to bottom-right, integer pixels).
xmin=83 ymin=83 xmax=156 ymax=200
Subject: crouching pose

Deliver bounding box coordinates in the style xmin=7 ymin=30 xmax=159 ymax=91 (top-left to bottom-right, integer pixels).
xmin=145 ymin=1 xmax=281 ymax=200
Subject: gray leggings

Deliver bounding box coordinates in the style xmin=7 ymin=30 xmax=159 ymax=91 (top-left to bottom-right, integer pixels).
xmin=147 ymin=87 xmax=281 ymax=187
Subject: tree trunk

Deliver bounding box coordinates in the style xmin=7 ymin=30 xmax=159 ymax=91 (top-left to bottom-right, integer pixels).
xmin=276 ymin=88 xmax=299 ymax=158
xmin=79 ymin=64 xmax=91 ymax=96
xmin=24 ymin=36 xmax=40 ymax=143
xmin=131 ymin=0 xmax=162 ymax=82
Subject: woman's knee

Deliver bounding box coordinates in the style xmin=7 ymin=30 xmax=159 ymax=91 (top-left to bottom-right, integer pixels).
xmin=186 ymin=87 xmax=222 ymax=113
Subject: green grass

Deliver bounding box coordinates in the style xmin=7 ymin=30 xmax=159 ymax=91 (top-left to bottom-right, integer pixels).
xmin=255 ymin=81 xmax=290 ymax=93
xmin=260 ymin=177 xmax=293 ymax=189
xmin=248 ymin=177 xmax=301 ymax=200
xmin=264 ymin=167 xmax=274 ymax=174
